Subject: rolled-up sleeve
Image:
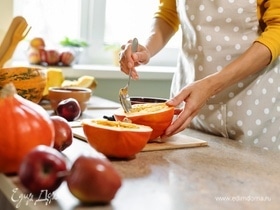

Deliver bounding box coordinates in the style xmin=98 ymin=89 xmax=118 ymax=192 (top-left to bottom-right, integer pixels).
xmin=154 ymin=0 xmax=180 ymax=32
xmin=256 ymin=0 xmax=280 ymax=61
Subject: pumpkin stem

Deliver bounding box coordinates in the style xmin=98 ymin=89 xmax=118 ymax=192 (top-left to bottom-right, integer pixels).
xmin=0 ymin=83 xmax=17 ymax=98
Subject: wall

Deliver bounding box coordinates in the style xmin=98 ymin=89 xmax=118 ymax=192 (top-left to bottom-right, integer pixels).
xmin=0 ymin=0 xmax=13 ymax=42
xmin=92 ymin=78 xmax=172 ymax=102
xmin=59 ymin=65 xmax=175 ymax=103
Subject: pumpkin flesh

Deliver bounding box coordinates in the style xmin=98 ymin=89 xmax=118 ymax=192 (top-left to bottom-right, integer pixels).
xmin=114 ymin=103 xmax=174 ymax=140
xmin=82 ymin=119 xmax=152 ymax=158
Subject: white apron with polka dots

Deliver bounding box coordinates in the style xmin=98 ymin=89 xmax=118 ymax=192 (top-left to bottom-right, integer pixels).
xmin=171 ymin=0 xmax=280 ymax=150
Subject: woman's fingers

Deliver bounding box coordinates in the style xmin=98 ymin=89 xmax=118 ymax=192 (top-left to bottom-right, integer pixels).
xmin=119 ymin=40 xmax=151 ymax=76
xmin=162 ymin=107 xmax=198 ymax=138
xmin=163 ymin=80 xmax=212 ymax=138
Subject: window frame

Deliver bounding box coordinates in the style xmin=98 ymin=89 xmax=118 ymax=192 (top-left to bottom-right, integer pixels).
xmin=12 ymin=0 xmax=179 ymax=66
xmin=80 ymin=0 xmax=109 ymax=64
xmin=80 ymin=0 xmax=179 ymax=66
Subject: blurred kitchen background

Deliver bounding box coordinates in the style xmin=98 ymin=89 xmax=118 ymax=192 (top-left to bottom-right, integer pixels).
xmin=0 ymin=0 xmax=181 ymax=102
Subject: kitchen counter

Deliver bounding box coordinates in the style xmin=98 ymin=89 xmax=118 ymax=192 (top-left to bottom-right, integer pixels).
xmin=0 ymin=96 xmax=279 ymax=210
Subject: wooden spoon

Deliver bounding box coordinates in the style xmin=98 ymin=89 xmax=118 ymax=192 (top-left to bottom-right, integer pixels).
xmin=0 ymin=16 xmax=31 ymax=68
xmin=0 ymin=17 xmax=23 ymax=61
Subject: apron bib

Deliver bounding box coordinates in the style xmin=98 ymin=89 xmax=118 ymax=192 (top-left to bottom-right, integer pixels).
xmin=172 ymin=0 xmax=280 ymax=150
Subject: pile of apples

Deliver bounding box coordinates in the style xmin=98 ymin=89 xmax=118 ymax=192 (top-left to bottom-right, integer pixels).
xmin=18 ymin=115 xmax=122 ymax=204
xmin=27 ymin=37 xmax=75 ymax=66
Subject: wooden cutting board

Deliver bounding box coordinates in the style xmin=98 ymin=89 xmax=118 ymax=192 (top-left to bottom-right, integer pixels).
xmin=72 ymin=127 xmax=208 ymax=152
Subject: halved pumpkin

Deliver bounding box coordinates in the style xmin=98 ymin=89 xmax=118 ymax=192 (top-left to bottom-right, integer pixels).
xmin=114 ymin=103 xmax=174 ymax=140
xmin=82 ymin=119 xmax=152 ymax=158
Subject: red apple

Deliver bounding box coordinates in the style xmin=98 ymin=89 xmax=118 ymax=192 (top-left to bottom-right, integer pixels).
xmin=40 ymin=49 xmax=60 ymax=65
xmin=56 ymin=98 xmax=81 ymax=121
xmin=66 ymin=155 xmax=122 ymax=204
xmin=18 ymin=145 xmax=68 ymax=195
xmin=39 ymin=48 xmax=47 ymax=64
xmin=60 ymin=51 xmax=75 ymax=66
xmin=50 ymin=116 xmax=73 ymax=151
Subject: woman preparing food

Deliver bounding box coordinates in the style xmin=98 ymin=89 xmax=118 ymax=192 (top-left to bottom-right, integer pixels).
xmin=119 ymin=0 xmax=280 ymax=151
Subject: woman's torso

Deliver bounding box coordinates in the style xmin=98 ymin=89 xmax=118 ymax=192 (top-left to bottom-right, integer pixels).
xmin=171 ymin=0 xmax=280 ymax=150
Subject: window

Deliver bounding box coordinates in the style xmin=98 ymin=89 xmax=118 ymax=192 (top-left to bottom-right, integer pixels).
xmin=13 ymin=0 xmax=180 ymax=66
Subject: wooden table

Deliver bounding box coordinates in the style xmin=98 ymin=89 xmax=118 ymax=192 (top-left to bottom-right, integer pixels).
xmin=1 ymin=96 xmax=280 ymax=210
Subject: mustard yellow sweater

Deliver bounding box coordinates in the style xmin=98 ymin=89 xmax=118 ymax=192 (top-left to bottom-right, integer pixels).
xmin=155 ymin=0 xmax=280 ymax=61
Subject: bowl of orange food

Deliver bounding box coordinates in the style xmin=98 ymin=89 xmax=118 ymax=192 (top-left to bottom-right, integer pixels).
xmin=82 ymin=119 xmax=153 ymax=159
xmin=114 ymin=102 xmax=174 ymax=141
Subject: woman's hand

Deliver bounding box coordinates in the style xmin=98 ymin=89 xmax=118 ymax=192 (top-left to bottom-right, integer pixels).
xmin=119 ymin=40 xmax=151 ymax=80
xmin=162 ymin=78 xmax=214 ymax=138
xmin=162 ymin=42 xmax=272 ymax=138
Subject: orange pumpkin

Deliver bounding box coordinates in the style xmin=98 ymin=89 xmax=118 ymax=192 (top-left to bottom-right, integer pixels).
xmin=82 ymin=119 xmax=152 ymax=158
xmin=0 ymin=66 xmax=46 ymax=103
xmin=114 ymin=103 xmax=174 ymax=140
xmin=0 ymin=83 xmax=55 ymax=174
